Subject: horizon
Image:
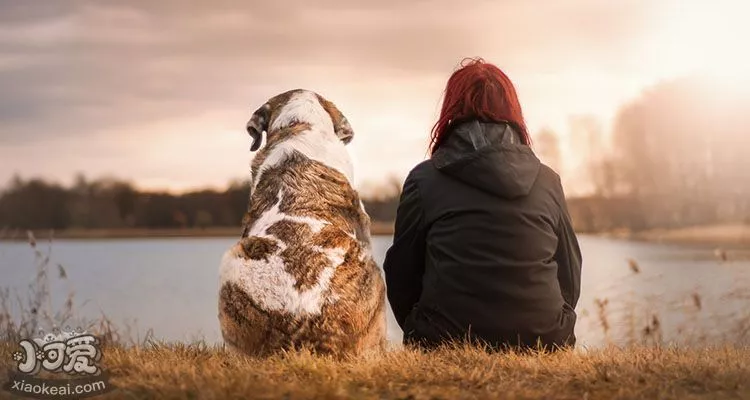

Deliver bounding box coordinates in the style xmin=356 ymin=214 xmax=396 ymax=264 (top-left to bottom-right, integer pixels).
xmin=0 ymin=171 xmax=406 ymax=198
xmin=2 ymin=0 xmax=750 ymax=197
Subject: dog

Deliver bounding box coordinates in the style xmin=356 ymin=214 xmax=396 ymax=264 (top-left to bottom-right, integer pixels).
xmin=218 ymin=89 xmax=386 ymax=357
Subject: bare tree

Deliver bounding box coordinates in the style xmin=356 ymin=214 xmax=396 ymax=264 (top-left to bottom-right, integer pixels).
xmin=569 ymin=115 xmax=614 ymax=196
xmin=534 ymin=127 xmax=563 ymax=174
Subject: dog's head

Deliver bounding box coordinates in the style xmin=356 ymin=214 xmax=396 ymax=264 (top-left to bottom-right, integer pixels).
xmin=246 ymin=89 xmax=353 ymax=152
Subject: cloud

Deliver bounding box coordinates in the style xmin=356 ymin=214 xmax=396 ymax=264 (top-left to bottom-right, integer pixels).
xmin=0 ymin=0 xmax=660 ymax=189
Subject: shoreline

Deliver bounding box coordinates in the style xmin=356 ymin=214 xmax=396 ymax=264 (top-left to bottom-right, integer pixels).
xmin=0 ymin=222 xmax=396 ymax=241
xmin=595 ymin=223 xmax=750 ymax=249
xmin=1 ymin=223 xmax=748 ymax=248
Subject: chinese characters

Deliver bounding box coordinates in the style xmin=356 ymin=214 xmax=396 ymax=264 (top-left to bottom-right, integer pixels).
xmin=12 ymin=329 xmax=102 ymax=376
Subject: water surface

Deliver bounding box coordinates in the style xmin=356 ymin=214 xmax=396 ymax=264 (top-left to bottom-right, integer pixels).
xmin=1 ymin=235 xmax=748 ymax=347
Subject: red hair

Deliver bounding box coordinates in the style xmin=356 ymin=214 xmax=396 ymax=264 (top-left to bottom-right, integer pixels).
xmin=429 ymin=57 xmax=530 ymax=155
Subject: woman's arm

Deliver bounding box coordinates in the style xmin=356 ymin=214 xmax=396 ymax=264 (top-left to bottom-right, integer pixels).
xmin=553 ymin=182 xmax=583 ymax=309
xmin=383 ymin=172 xmax=428 ymax=329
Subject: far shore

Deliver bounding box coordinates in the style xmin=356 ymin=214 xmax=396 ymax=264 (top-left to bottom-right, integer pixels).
xmin=596 ymin=223 xmax=750 ymax=249
xmin=0 ymin=221 xmax=396 ymax=241
xmin=2 ymin=223 xmax=749 ymax=248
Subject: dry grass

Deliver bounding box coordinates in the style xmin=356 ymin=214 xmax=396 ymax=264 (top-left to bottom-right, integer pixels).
xmin=2 ymin=341 xmax=749 ymax=399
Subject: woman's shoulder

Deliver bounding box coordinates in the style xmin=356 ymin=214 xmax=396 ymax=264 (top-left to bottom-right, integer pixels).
xmin=535 ymin=163 xmax=567 ymax=204
xmin=403 ymin=159 xmax=436 ymax=182
xmin=411 ymin=159 xmax=434 ymax=173
xmin=390 ymin=160 xmax=441 ymax=199
xmin=537 ymin=163 xmax=562 ymax=185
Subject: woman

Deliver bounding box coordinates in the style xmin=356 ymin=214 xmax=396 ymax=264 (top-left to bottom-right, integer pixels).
xmin=383 ymin=58 xmax=582 ymax=351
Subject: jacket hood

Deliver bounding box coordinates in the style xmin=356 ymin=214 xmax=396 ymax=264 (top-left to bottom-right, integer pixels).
xmin=431 ymin=120 xmax=541 ymax=199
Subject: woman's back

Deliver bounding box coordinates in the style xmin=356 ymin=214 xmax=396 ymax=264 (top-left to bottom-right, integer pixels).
xmin=383 ymin=58 xmax=582 ymax=351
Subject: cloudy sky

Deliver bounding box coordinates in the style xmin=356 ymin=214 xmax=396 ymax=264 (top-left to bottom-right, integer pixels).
xmin=1 ymin=0 xmax=748 ymax=195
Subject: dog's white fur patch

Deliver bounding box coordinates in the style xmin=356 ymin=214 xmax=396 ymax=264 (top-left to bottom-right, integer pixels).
xmin=252 ymin=91 xmax=354 ymax=192
xmin=219 ymin=189 xmax=346 ymax=316
xmin=269 ymin=91 xmax=335 ymax=133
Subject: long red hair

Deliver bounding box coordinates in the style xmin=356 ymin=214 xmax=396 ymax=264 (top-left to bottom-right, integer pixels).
xmin=429 ymin=57 xmax=530 ymax=155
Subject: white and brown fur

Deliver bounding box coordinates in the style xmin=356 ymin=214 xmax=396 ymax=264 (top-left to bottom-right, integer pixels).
xmin=218 ymin=89 xmax=386 ymax=357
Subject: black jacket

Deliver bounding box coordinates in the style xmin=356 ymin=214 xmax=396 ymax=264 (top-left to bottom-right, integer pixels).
xmin=383 ymin=120 xmax=582 ymax=350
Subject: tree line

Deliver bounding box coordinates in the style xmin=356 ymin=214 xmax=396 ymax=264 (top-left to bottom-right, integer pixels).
xmin=0 ymin=175 xmax=400 ymax=231
xmin=538 ymin=76 xmax=750 ymax=232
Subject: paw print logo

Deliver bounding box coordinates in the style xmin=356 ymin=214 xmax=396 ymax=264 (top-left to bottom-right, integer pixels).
xmin=36 ymin=349 xmax=45 ymax=361
xmin=12 ymin=351 xmax=23 ymax=362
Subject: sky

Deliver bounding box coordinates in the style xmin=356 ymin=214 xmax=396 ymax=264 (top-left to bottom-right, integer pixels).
xmin=1 ymin=0 xmax=749 ymax=196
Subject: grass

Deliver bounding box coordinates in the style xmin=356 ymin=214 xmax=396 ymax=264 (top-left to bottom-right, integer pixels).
xmin=2 ymin=231 xmax=750 ymax=399
xmin=2 ymin=341 xmax=749 ymax=399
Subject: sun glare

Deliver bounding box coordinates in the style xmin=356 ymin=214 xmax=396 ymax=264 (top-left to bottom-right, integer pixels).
xmin=651 ymin=0 xmax=750 ymax=90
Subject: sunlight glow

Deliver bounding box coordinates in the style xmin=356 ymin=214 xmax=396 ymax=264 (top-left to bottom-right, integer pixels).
xmin=650 ymin=0 xmax=750 ymax=88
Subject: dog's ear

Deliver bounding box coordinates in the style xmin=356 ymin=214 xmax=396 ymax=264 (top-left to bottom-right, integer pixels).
xmin=335 ymin=115 xmax=354 ymax=145
xmin=247 ymin=103 xmax=271 ymax=152
xmin=318 ymin=97 xmax=354 ymax=144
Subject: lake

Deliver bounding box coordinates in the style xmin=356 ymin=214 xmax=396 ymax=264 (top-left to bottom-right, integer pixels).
xmin=1 ymin=235 xmax=749 ymax=348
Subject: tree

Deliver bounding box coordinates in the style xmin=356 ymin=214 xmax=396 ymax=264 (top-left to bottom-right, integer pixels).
xmin=195 ymin=210 xmax=214 ymax=230
xmin=607 ymin=76 xmax=750 ymax=227
xmin=568 ymin=115 xmax=609 ymax=196
xmin=0 ymin=178 xmax=71 ymax=229
xmin=111 ymin=182 xmax=137 ymax=223
xmin=534 ymin=127 xmax=562 ymax=174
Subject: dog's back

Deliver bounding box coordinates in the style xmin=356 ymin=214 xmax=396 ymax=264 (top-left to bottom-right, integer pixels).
xmin=218 ymin=90 xmax=386 ymax=357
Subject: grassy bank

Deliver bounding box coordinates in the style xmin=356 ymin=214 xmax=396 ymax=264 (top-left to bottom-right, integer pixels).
xmin=2 ymin=341 xmax=749 ymax=399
